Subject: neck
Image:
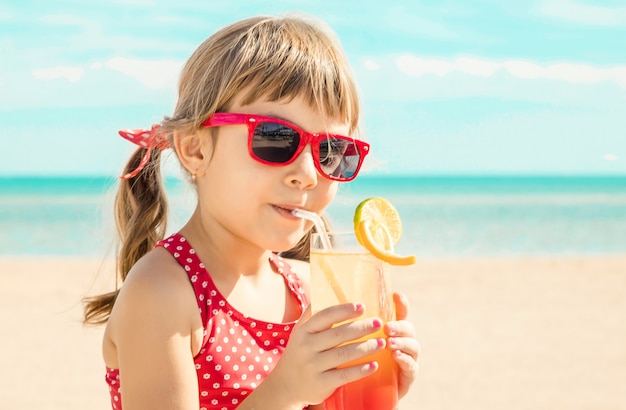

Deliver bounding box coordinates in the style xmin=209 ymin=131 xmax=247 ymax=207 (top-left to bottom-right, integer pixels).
xmin=179 ymin=207 xmax=274 ymax=281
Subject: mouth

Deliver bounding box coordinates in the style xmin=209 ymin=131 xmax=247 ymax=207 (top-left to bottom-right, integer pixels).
xmin=272 ymin=204 xmax=305 ymax=220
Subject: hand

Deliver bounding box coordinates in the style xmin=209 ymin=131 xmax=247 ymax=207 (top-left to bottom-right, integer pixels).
xmin=385 ymin=292 xmax=420 ymax=399
xmin=269 ymin=303 xmax=387 ymax=407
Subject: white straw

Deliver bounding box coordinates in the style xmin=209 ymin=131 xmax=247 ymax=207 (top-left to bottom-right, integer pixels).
xmin=291 ymin=209 xmax=332 ymax=250
xmin=291 ymin=208 xmax=348 ymax=304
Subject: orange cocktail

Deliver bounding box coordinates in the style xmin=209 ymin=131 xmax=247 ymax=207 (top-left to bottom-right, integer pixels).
xmin=310 ymin=232 xmax=398 ymax=410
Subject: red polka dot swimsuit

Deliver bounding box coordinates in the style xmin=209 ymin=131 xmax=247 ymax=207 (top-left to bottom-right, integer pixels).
xmin=106 ymin=233 xmax=309 ymax=410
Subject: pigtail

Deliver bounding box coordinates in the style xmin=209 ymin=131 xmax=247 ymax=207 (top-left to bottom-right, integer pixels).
xmin=83 ymin=147 xmax=168 ymax=325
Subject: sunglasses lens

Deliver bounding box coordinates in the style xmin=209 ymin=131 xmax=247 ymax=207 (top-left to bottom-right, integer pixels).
xmin=251 ymin=122 xmax=300 ymax=163
xmin=319 ymin=138 xmax=361 ymax=180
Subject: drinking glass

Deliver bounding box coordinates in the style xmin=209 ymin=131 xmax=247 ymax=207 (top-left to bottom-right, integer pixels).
xmin=310 ymin=231 xmax=398 ymax=410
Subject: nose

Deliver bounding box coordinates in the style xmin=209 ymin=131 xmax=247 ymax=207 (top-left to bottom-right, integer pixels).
xmin=284 ymin=145 xmax=318 ymax=189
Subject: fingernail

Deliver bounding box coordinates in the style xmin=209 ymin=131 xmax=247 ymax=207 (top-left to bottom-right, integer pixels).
xmin=388 ymin=337 xmax=397 ymax=348
xmin=387 ymin=323 xmax=397 ymax=335
xmin=377 ymin=338 xmax=386 ymax=348
xmin=372 ymin=318 xmax=383 ymax=329
xmin=369 ymin=361 xmax=378 ymax=371
xmin=354 ymin=303 xmax=364 ymax=312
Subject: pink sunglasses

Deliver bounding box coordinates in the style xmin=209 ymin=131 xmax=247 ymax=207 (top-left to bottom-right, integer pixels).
xmin=202 ymin=113 xmax=370 ymax=181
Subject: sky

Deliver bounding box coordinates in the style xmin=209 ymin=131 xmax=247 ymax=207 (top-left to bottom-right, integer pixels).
xmin=0 ymin=0 xmax=625 ymax=177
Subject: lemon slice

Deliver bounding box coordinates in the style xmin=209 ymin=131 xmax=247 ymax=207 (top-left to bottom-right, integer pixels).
xmin=354 ymin=197 xmax=416 ymax=266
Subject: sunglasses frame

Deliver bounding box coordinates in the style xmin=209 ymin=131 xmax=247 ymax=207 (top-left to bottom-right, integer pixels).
xmin=202 ymin=113 xmax=370 ymax=181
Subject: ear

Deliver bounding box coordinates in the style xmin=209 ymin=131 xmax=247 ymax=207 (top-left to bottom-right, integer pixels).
xmin=173 ymin=130 xmax=212 ymax=175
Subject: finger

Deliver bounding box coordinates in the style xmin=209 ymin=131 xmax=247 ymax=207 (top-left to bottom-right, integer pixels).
xmin=393 ymin=292 xmax=409 ymax=320
xmin=384 ymin=319 xmax=417 ymax=339
xmin=324 ymin=358 xmax=380 ymax=387
xmin=316 ymin=317 xmax=384 ymax=352
xmin=393 ymin=349 xmax=420 ymax=376
xmin=303 ymin=303 xmax=364 ymax=334
xmin=387 ymin=336 xmax=420 ymax=361
xmin=319 ymin=336 xmax=386 ymax=371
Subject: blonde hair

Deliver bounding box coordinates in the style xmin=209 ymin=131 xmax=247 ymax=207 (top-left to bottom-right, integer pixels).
xmin=83 ymin=14 xmax=361 ymax=325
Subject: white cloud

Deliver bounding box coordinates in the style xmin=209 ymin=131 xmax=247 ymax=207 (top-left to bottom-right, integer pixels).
xmin=363 ymin=59 xmax=381 ymax=71
xmin=395 ymin=54 xmax=626 ymax=88
xmin=32 ymin=66 xmax=85 ymax=82
xmin=104 ymin=57 xmax=183 ymax=90
xmin=540 ymin=0 xmax=626 ymax=26
xmin=603 ymin=154 xmax=618 ymax=161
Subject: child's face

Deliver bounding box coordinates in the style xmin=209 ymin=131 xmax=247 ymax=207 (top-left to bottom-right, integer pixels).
xmin=196 ymin=95 xmax=351 ymax=252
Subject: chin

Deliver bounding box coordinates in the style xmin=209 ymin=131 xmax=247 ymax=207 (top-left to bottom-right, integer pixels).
xmin=268 ymin=231 xmax=307 ymax=254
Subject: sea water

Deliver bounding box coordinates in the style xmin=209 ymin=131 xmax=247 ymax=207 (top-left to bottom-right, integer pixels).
xmin=0 ymin=175 xmax=625 ymax=257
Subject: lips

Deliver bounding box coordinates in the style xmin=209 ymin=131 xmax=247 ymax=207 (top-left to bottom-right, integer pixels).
xmin=272 ymin=204 xmax=306 ymax=220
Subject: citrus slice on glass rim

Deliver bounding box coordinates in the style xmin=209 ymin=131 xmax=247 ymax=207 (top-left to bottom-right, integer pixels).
xmin=353 ymin=197 xmax=416 ymax=266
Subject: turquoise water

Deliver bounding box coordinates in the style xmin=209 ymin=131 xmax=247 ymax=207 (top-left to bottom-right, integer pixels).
xmin=0 ymin=175 xmax=625 ymax=257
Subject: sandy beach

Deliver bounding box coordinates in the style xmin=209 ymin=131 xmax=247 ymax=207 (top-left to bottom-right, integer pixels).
xmin=1 ymin=255 xmax=625 ymax=410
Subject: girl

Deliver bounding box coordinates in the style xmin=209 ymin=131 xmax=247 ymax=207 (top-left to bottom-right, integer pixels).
xmin=84 ymin=14 xmax=419 ymax=410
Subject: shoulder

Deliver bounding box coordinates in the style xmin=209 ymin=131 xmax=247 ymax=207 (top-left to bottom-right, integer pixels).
xmin=119 ymin=247 xmax=192 ymax=306
xmin=107 ymin=247 xmax=199 ymax=345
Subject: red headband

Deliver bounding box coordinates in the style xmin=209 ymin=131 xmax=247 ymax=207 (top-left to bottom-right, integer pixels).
xmin=118 ymin=124 xmax=171 ymax=179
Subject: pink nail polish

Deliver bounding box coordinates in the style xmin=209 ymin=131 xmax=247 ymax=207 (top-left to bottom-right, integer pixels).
xmin=372 ymin=318 xmax=382 ymax=329
xmin=354 ymin=303 xmax=364 ymax=312
xmin=369 ymin=361 xmax=378 ymax=371
xmin=377 ymin=338 xmax=385 ymax=348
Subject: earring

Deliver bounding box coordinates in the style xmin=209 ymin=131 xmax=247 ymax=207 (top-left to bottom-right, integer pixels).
xmin=191 ymin=172 xmax=197 ymax=182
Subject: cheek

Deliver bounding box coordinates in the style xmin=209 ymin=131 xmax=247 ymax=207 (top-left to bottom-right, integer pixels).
xmin=314 ymin=181 xmax=339 ymax=213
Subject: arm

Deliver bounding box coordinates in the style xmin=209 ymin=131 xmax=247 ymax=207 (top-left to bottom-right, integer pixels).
xmin=107 ymin=252 xmax=202 ymax=409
